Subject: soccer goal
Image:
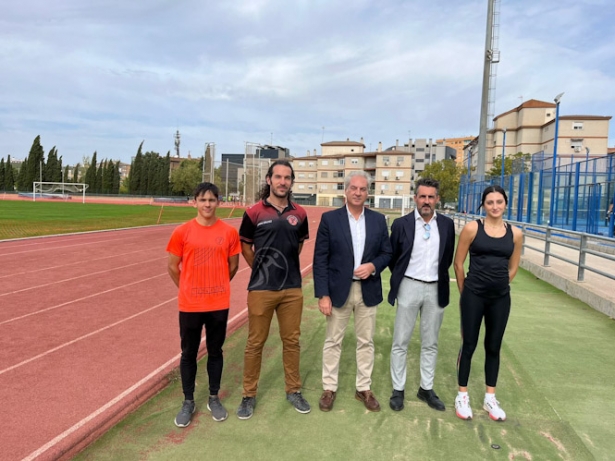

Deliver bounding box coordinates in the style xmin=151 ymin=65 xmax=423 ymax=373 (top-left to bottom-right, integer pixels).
xmin=32 ymin=182 xmax=89 ymax=203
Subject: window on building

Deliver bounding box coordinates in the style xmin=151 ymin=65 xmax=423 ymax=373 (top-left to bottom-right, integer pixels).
xmin=308 ymin=173 xmax=314 ymax=178
xmin=334 ymin=170 xmax=344 ymax=178
xmin=395 ymin=171 xmax=403 ymax=178
xmin=298 ymin=184 xmax=305 ymax=189
xmin=382 ymin=170 xmax=390 ymax=178
xmin=396 ymin=156 xmax=404 ymax=164
xmin=308 ymin=185 xmax=314 ymax=190
xmin=308 ymin=162 xmax=314 ymax=167
xmin=298 ymin=173 xmax=305 ymax=178
xmin=351 ymin=158 xmax=359 ymax=165
xmin=320 ymin=184 xmax=328 ymax=190
xmin=336 ymin=183 xmax=344 ymax=190
xmin=416 ymin=148 xmax=425 ymax=152
xmin=383 ymin=156 xmax=390 ymax=165
xmin=321 ymin=172 xmax=328 ymax=178
xmin=395 ymin=185 xmax=403 ymax=191
xmin=570 ymin=139 xmax=584 ymax=151
xmin=572 ymin=122 xmax=584 ymax=130
xmin=322 ymin=160 xmax=329 ymax=166
xmin=298 ymin=161 xmax=305 ymax=167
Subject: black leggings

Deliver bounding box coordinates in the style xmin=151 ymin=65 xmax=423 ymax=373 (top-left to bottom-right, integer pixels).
xmin=456 ymin=288 xmax=510 ymax=388
xmin=179 ymin=309 xmax=229 ymax=400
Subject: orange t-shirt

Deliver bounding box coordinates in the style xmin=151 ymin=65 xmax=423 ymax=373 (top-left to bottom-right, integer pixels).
xmin=166 ymin=218 xmax=241 ymax=312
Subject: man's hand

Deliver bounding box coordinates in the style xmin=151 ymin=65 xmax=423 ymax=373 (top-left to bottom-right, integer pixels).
xmin=354 ymin=262 xmax=376 ymax=280
xmin=318 ymin=296 xmax=333 ymax=316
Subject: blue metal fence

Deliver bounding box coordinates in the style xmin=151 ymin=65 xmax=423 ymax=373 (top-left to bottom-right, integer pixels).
xmin=458 ymin=152 xmax=615 ymax=238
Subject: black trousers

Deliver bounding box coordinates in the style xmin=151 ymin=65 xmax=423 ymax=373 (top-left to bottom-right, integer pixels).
xmin=457 ymin=289 xmax=510 ymax=388
xmin=179 ymin=309 xmax=229 ymax=400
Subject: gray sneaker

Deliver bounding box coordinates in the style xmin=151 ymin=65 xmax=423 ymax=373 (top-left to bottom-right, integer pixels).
xmin=236 ymin=396 xmax=256 ymax=420
xmin=286 ymin=392 xmax=311 ymax=414
xmin=207 ymin=396 xmax=228 ymax=422
xmin=174 ymin=400 xmax=196 ymax=428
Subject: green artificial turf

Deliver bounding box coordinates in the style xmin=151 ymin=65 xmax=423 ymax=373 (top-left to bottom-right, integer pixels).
xmin=0 ymin=201 xmax=245 ymax=239
xmin=74 ymin=269 xmax=615 ymax=461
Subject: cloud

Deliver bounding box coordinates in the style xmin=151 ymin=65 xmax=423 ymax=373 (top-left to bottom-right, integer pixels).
xmin=1 ymin=0 xmax=613 ymax=166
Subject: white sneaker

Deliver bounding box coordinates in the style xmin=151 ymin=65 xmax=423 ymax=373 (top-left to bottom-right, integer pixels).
xmin=483 ymin=396 xmax=506 ymax=421
xmin=455 ymin=394 xmax=473 ymax=420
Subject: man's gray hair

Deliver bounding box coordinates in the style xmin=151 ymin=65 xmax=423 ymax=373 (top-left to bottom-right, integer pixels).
xmin=344 ymin=170 xmax=373 ymax=190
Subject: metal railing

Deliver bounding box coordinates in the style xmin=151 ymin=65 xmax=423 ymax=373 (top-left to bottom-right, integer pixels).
xmin=451 ymin=213 xmax=615 ymax=283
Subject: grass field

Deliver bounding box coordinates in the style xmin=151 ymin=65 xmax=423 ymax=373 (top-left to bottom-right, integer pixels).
xmin=0 ymin=201 xmax=245 ymax=240
xmin=74 ymin=269 xmax=615 ymax=461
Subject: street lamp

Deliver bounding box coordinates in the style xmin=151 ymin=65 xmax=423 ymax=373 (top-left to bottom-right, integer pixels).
xmin=500 ymin=128 xmax=507 ymax=186
xmin=548 ymin=92 xmax=564 ymax=226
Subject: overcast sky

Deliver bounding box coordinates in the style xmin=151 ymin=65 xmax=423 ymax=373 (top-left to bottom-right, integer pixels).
xmin=1 ymin=0 xmax=614 ymax=166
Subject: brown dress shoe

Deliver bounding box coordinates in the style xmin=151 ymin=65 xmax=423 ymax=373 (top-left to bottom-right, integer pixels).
xmin=355 ymin=390 xmax=381 ymax=412
xmin=319 ymin=390 xmax=336 ymax=412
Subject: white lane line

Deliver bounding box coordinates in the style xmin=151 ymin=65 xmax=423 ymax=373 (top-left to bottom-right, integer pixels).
xmin=0 ymin=257 xmax=165 ymax=297
xmin=0 ymin=249 xmax=155 ymax=280
xmin=20 ymin=307 xmax=248 ymax=461
xmin=0 ymin=297 xmax=176 ymax=377
xmin=19 ymin=255 xmax=312 ymax=461
xmin=0 ymin=273 xmax=167 ymax=326
xmin=0 ymin=236 xmax=162 ymax=257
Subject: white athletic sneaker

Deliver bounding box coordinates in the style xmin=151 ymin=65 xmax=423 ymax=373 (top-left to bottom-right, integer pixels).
xmin=483 ymin=396 xmax=506 ymax=421
xmin=455 ymin=393 xmax=473 ymax=420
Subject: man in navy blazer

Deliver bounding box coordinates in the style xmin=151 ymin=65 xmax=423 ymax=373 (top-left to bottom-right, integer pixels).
xmin=388 ymin=178 xmax=455 ymax=412
xmin=314 ymin=171 xmax=392 ymax=412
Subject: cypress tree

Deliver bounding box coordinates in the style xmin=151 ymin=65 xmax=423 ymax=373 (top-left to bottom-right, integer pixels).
xmin=63 ymin=165 xmax=70 ymax=185
xmin=17 ymin=155 xmax=28 ymax=190
xmin=85 ymin=151 xmax=97 ymax=193
xmin=96 ymin=160 xmax=104 ymax=194
xmin=129 ymin=142 xmax=144 ymax=194
xmin=5 ymin=156 xmax=15 ymax=192
xmin=0 ymin=158 xmax=5 ymax=191
xmin=25 ymin=136 xmax=45 ymax=191
xmin=73 ymin=163 xmax=80 ymax=183
xmin=112 ymin=161 xmax=121 ymax=194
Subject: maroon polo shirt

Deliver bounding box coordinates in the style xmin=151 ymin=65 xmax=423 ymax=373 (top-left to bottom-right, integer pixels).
xmin=239 ymin=199 xmax=309 ymax=291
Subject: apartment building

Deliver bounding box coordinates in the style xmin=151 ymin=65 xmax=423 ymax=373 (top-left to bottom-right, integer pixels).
xmin=436 ymin=136 xmax=475 ymax=166
xmin=465 ymin=99 xmax=612 ymax=173
xmin=292 ymin=138 xmax=455 ymax=208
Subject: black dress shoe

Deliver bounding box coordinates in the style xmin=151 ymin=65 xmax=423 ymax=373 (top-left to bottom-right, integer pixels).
xmin=389 ymin=389 xmax=404 ymax=411
xmin=417 ymin=387 xmax=445 ymax=411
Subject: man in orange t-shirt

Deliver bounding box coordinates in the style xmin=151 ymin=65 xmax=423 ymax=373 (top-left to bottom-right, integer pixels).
xmin=166 ymin=182 xmax=241 ymax=427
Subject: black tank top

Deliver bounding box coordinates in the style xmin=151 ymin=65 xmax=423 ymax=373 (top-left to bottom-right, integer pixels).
xmin=464 ymin=219 xmax=514 ymax=298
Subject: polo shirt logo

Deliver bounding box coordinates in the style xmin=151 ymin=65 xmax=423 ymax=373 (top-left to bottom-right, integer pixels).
xmin=252 ymin=247 xmax=289 ymax=290
xmin=286 ymin=215 xmax=299 ymax=226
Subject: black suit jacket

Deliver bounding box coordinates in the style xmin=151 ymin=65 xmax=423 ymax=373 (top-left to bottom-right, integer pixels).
xmin=314 ymin=206 xmax=392 ymax=308
xmin=388 ymin=211 xmax=455 ymax=307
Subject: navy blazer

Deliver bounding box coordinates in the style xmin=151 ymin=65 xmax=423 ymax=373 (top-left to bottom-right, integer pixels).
xmin=314 ymin=206 xmax=392 ymax=308
xmin=388 ymin=211 xmax=455 ymax=307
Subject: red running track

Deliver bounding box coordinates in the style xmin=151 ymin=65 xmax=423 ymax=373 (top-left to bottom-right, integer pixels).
xmin=0 ymin=207 xmax=328 ymax=461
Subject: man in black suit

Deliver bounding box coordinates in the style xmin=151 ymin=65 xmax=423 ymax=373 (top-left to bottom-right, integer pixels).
xmin=388 ymin=178 xmax=455 ymax=412
xmin=313 ymin=171 xmax=392 ymax=412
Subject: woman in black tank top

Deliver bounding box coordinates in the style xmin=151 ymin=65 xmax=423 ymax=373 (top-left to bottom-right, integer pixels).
xmin=452 ymin=185 xmax=523 ymax=422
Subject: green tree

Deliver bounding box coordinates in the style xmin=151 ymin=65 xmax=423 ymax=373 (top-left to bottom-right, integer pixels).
xmin=85 ymin=151 xmax=98 ymax=193
xmin=112 ymin=161 xmax=121 ymax=194
xmin=16 ymin=155 xmax=28 ymax=190
xmin=96 ymin=160 xmax=104 ymax=194
xmin=0 ymin=158 xmax=5 ymax=190
xmin=170 ymin=159 xmax=201 ymax=196
xmin=419 ymin=159 xmax=466 ymax=205
xmin=5 ymin=156 xmax=15 ymax=191
xmin=73 ymin=163 xmax=81 ymax=183
xmin=22 ymin=135 xmax=45 ymax=191
xmin=45 ymin=146 xmax=62 ymax=182
xmin=63 ymin=165 xmax=70 ymax=184
xmin=129 ymin=142 xmax=144 ymax=194
xmin=487 ymin=152 xmax=531 ymax=178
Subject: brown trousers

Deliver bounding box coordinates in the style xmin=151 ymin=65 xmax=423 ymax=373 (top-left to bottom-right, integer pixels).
xmin=242 ymin=288 xmax=304 ymax=396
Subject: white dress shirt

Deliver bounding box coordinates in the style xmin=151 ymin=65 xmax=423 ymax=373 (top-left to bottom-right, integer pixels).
xmin=347 ymin=207 xmax=366 ymax=279
xmin=404 ymin=209 xmax=440 ymax=282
